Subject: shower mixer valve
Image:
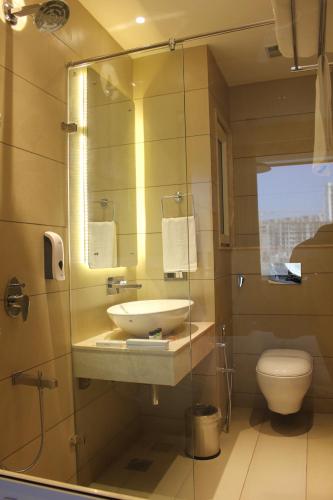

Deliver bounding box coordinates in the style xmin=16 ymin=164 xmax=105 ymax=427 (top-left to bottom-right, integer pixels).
xmin=4 ymin=277 xmax=30 ymax=321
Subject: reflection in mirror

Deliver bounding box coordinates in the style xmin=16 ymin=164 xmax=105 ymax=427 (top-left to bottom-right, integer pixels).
xmin=86 ymin=66 xmax=137 ymax=269
xmin=256 ymin=154 xmax=333 ymax=277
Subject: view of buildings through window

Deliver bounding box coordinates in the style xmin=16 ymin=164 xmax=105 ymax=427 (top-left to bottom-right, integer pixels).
xmin=257 ymin=158 xmax=333 ymax=277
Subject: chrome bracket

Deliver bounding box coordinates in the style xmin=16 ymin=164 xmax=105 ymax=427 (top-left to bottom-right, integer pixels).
xmin=3 ymin=1 xmax=17 ymax=26
xmin=69 ymin=434 xmax=86 ymax=447
xmin=168 ymin=37 xmax=176 ymax=51
xmin=61 ymin=121 xmax=78 ymax=133
xmin=12 ymin=370 xmax=58 ymax=389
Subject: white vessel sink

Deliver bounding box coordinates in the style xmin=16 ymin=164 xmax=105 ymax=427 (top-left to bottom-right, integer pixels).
xmin=107 ymin=299 xmax=194 ymax=337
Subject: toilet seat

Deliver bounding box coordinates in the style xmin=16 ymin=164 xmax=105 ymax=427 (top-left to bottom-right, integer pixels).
xmin=256 ymin=349 xmax=312 ymax=378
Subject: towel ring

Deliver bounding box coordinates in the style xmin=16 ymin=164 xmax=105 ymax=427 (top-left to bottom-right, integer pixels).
xmin=92 ymin=198 xmax=115 ymax=222
xmin=161 ymin=192 xmax=195 ymax=218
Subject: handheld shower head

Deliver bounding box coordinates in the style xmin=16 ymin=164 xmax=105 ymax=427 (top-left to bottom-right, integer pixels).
xmin=3 ymin=0 xmax=70 ymax=32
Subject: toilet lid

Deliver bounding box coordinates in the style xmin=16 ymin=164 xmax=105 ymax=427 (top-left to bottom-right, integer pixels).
xmin=256 ymin=349 xmax=312 ymax=377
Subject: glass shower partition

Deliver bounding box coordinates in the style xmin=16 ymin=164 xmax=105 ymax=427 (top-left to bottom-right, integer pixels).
xmin=68 ymin=44 xmax=198 ymax=498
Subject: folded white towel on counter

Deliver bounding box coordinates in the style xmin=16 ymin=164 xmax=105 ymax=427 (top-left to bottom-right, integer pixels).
xmin=88 ymin=221 xmax=117 ymax=269
xmin=162 ymin=216 xmax=197 ymax=273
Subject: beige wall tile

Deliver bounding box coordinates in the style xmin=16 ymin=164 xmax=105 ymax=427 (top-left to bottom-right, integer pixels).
xmin=139 ymin=92 xmax=185 ymax=142
xmin=88 ymin=99 xmax=135 ymax=149
xmin=215 ymin=276 xmax=233 ymax=325
xmin=214 ymin=245 xmax=232 ymax=278
xmin=0 ymin=221 xmax=68 ymax=297
xmin=133 ymin=49 xmax=184 ymax=99
xmin=55 ymin=0 xmax=122 ymax=60
xmin=235 ymin=234 xmax=260 ymax=247
xmin=303 ymin=396 xmax=333 ymax=413
xmin=185 ymin=89 xmax=210 ymax=137
xmin=3 ymin=416 xmax=76 ymax=482
xmin=137 ymin=279 xmax=190 ymax=303
xmin=88 ymin=144 xmax=136 ymax=191
xmin=0 ymin=354 xmax=73 ymax=460
xmin=230 ymin=75 xmax=315 ymax=122
xmin=232 ymin=112 xmax=314 ymax=159
xmin=207 ymin=48 xmax=230 ymax=124
xmin=0 ymin=144 xmax=66 ymax=227
xmin=232 ymin=245 xmax=333 ymax=275
xmin=184 ymin=46 xmax=208 ymax=91
xmin=140 ymin=374 xmax=192 ymax=420
xmin=0 ymin=291 xmax=70 ymax=381
xmin=144 ymin=138 xmax=186 ymax=187
xmin=233 ymin=315 xmax=333 ymax=357
xmin=190 ymin=279 xmax=215 ymax=321
xmin=73 ymin=378 xmax=114 ymax=412
xmin=0 ymin=66 xmax=65 ymax=162
xmin=70 ymin=284 xmax=137 ymax=344
xmin=186 ymin=135 xmax=212 ymax=184
xmin=232 ymin=273 xmax=333 ymax=316
xmin=0 ymin=22 xmax=75 ymax=102
xmin=70 ymin=253 xmax=136 ymax=291
xmin=234 ymin=196 xmax=259 ymax=236
xmin=234 ymin=157 xmax=259 ymax=197
xmin=76 ymin=387 xmax=140 ymax=468
xmin=77 ymin=421 xmax=141 ymax=486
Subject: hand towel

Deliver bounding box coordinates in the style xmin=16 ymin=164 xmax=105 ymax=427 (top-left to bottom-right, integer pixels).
xmin=88 ymin=221 xmax=117 ymax=269
xmin=162 ymin=216 xmax=197 ymax=273
xmin=313 ymin=55 xmax=333 ymax=172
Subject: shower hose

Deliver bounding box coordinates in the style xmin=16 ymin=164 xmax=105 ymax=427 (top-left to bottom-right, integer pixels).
xmin=1 ymin=382 xmax=45 ymax=473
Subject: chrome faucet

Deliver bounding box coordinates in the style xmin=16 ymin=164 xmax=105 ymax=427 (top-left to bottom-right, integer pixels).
xmin=4 ymin=277 xmax=30 ymax=321
xmin=107 ymin=276 xmax=142 ymax=295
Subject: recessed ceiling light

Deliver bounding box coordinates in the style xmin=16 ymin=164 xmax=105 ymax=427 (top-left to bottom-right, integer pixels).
xmin=136 ymin=16 xmax=145 ymax=24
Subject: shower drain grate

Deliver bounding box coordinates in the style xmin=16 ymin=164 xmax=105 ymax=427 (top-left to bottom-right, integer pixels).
xmin=126 ymin=458 xmax=153 ymax=472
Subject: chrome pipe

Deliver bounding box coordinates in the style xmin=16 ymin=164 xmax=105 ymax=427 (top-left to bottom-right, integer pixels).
xmin=67 ymin=19 xmax=275 ymax=69
xmin=12 ymin=371 xmax=58 ymax=390
xmin=290 ymin=0 xmax=299 ymax=71
xmin=291 ymin=61 xmax=333 ymax=72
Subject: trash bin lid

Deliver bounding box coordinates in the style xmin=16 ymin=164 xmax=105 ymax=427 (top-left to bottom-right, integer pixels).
xmin=190 ymin=404 xmax=218 ymax=416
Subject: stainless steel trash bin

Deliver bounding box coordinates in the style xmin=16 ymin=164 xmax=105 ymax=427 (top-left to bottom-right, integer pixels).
xmin=185 ymin=404 xmax=221 ymax=459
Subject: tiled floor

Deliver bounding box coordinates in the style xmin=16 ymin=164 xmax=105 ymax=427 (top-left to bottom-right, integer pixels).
xmin=91 ymin=407 xmax=333 ymax=500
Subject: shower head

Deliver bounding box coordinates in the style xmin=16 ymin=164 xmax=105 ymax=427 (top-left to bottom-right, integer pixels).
xmin=3 ymin=1 xmax=70 ymax=32
xmin=34 ymin=1 xmax=70 ymax=32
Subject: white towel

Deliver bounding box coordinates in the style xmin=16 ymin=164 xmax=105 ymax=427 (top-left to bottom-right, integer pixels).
xmin=162 ymin=216 xmax=197 ymax=273
xmin=88 ymin=221 xmax=117 ymax=269
xmin=313 ymin=55 xmax=333 ymax=171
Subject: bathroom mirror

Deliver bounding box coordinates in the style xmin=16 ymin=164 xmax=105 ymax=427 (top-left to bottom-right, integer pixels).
xmin=86 ymin=66 xmax=137 ymax=268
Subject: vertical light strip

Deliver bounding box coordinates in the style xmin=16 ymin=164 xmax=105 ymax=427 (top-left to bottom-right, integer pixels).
xmin=78 ymin=68 xmax=88 ymax=264
xmin=135 ymin=99 xmax=146 ymax=267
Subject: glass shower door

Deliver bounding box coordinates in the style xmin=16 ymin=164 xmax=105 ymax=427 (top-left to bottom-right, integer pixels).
xmin=68 ymin=44 xmax=196 ymax=499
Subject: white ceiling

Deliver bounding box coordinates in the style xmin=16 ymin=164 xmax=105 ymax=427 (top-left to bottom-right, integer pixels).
xmin=78 ymin=0 xmax=323 ymax=85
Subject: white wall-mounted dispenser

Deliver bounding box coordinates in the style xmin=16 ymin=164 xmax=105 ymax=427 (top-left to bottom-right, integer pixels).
xmin=44 ymin=231 xmax=65 ymax=281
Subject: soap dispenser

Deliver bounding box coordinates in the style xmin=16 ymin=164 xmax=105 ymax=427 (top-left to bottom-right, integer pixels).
xmin=44 ymin=231 xmax=65 ymax=281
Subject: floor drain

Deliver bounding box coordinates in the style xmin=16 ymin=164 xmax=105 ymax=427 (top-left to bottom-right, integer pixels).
xmin=126 ymin=458 xmax=153 ymax=472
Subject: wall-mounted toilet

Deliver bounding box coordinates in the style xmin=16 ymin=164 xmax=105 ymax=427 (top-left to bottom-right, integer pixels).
xmin=256 ymin=349 xmax=313 ymax=415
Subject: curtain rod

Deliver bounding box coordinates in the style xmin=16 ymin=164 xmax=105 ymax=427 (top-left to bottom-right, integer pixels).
xmin=67 ymin=19 xmax=275 ymax=69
